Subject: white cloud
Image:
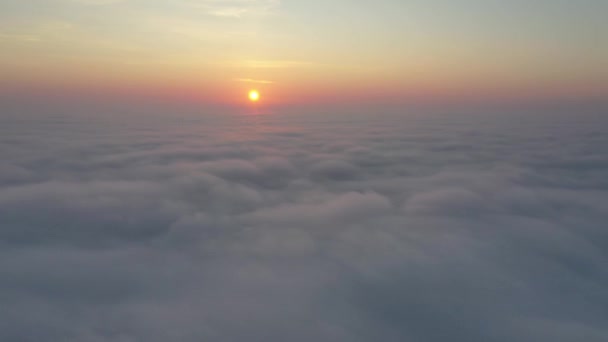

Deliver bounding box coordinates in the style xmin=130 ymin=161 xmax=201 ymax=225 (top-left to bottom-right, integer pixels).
xmin=1 ymin=101 xmax=607 ymax=341
xmin=181 ymin=0 xmax=281 ymax=17
xmin=68 ymin=0 xmax=126 ymax=5
xmin=236 ymin=78 xmax=275 ymax=84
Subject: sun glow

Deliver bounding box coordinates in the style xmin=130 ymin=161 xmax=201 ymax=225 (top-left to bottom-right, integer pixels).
xmin=248 ymin=90 xmax=260 ymax=102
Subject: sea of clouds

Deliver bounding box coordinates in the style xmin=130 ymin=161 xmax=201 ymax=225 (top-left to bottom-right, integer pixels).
xmin=1 ymin=103 xmax=607 ymax=341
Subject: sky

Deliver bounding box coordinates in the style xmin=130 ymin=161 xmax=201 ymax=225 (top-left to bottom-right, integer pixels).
xmin=1 ymin=0 xmax=607 ymax=105
xmin=2 ymin=2 xmax=608 ymax=341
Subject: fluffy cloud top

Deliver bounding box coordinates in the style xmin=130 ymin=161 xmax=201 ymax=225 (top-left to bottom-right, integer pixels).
xmin=1 ymin=105 xmax=607 ymax=341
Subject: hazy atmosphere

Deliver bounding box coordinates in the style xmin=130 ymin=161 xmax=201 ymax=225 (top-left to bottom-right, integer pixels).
xmin=2 ymin=0 xmax=606 ymax=104
xmin=1 ymin=1 xmax=607 ymax=341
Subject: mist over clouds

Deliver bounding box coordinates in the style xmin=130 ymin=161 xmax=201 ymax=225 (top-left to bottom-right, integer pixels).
xmin=1 ymin=104 xmax=608 ymax=341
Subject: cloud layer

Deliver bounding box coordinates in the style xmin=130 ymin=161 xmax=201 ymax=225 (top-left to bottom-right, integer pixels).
xmin=1 ymin=105 xmax=608 ymax=341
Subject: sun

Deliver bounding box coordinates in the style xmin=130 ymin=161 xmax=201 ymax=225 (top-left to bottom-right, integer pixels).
xmin=248 ymin=90 xmax=260 ymax=102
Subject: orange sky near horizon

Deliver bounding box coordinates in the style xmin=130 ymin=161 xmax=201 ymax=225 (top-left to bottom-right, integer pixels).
xmin=1 ymin=0 xmax=606 ymax=107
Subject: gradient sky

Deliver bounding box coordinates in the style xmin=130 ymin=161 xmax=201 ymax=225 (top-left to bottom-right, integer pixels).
xmin=1 ymin=0 xmax=606 ymax=105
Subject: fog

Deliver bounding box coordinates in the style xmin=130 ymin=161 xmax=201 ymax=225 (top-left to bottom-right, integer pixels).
xmin=1 ymin=101 xmax=607 ymax=341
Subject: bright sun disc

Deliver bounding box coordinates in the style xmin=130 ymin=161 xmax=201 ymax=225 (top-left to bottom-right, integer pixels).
xmin=248 ymin=90 xmax=260 ymax=102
